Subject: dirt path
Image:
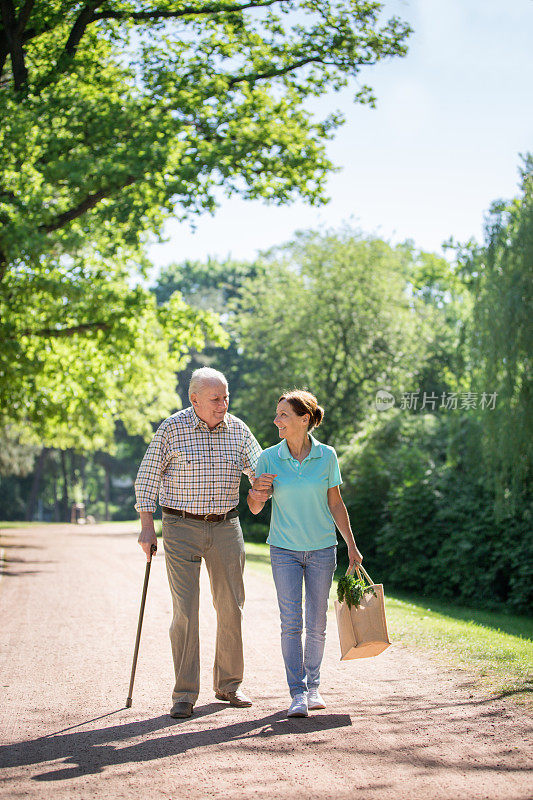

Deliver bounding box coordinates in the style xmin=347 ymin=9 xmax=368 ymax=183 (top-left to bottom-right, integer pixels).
xmin=0 ymin=523 xmax=531 ymax=800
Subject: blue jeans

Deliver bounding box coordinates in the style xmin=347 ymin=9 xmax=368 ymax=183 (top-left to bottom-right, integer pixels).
xmin=270 ymin=544 xmax=337 ymax=697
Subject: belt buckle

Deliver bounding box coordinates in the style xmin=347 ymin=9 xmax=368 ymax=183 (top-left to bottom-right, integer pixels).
xmin=204 ymin=513 xmax=218 ymax=522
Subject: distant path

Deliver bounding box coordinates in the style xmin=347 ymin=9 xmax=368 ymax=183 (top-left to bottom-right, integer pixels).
xmin=0 ymin=523 xmax=531 ymax=800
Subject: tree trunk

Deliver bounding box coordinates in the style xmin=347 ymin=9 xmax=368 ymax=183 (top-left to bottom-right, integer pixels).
xmin=53 ymin=474 xmax=60 ymax=522
xmin=104 ymin=461 xmax=110 ymax=522
xmin=79 ymin=453 xmax=86 ymax=508
xmin=25 ymin=447 xmax=47 ymax=521
xmin=0 ymin=0 xmax=29 ymax=91
xmin=60 ymin=449 xmax=69 ymax=522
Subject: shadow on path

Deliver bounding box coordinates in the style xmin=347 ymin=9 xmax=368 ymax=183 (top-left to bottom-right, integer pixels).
xmin=0 ymin=553 xmax=56 ymax=578
xmin=0 ymin=705 xmax=352 ymax=782
xmin=0 ymin=543 xmax=45 ymax=550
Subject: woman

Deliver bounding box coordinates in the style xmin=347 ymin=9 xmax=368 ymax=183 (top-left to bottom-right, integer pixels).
xmin=248 ymin=389 xmax=363 ymax=717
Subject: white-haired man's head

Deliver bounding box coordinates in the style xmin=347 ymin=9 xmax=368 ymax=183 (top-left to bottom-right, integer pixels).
xmin=188 ymin=367 xmax=229 ymax=429
xmin=188 ymin=367 xmax=228 ymax=400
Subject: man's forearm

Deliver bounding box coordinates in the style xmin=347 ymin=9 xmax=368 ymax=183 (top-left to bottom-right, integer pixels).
xmin=138 ymin=511 xmax=156 ymax=542
xmin=247 ymin=489 xmax=266 ymax=515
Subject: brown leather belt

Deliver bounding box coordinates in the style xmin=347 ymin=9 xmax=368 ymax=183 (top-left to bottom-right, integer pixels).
xmin=161 ymin=506 xmax=238 ymax=522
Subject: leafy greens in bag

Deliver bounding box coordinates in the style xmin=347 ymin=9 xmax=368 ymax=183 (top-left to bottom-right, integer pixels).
xmin=337 ymin=574 xmax=376 ymax=609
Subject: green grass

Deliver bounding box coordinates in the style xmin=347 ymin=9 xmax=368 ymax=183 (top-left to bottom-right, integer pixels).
xmin=244 ymin=540 xmax=272 ymax=572
xmin=0 ymin=521 xmax=53 ymax=528
xmin=384 ymin=595 xmax=532 ymax=701
xmin=0 ymin=519 xmax=164 ymax=534
xmin=244 ymin=540 xmax=533 ymax=703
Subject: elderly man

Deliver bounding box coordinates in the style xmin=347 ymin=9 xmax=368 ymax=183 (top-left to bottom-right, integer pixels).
xmin=135 ymin=367 xmax=261 ymax=718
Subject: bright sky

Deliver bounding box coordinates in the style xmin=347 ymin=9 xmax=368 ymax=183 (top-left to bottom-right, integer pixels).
xmin=147 ymin=0 xmax=533 ymax=270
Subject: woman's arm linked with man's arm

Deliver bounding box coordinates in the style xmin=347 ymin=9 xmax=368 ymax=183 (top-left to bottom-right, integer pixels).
xmin=247 ymin=473 xmax=277 ymax=514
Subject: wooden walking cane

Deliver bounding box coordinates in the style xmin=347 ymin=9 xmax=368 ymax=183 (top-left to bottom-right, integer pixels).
xmin=126 ymin=543 xmax=157 ymax=708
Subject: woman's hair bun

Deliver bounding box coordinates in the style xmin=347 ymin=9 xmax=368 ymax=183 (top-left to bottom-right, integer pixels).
xmin=313 ymin=405 xmax=324 ymax=429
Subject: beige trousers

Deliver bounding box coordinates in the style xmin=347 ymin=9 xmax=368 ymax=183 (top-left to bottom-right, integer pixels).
xmin=162 ymin=512 xmax=246 ymax=705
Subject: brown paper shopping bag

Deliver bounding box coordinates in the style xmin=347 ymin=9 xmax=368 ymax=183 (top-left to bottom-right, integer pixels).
xmin=334 ymin=563 xmax=391 ymax=660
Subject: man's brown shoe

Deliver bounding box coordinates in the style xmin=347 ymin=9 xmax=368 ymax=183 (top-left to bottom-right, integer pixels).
xmin=170 ymin=701 xmax=193 ymax=718
xmin=215 ymin=689 xmax=252 ymax=708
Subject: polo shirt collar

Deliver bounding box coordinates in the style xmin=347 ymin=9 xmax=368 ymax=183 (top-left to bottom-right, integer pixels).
xmin=277 ymin=434 xmax=323 ymax=461
xmin=189 ymin=406 xmax=229 ymax=432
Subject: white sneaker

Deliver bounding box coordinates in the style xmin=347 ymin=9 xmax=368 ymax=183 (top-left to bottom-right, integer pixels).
xmin=287 ymin=693 xmax=308 ymax=717
xmin=307 ymin=688 xmax=326 ymax=710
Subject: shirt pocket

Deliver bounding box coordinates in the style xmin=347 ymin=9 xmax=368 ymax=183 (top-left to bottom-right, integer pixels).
xmin=167 ymin=451 xmax=204 ymax=484
xmin=165 ymin=450 xmax=183 ymax=476
xmin=220 ymin=455 xmax=242 ymax=490
xmin=180 ymin=453 xmax=207 ymax=485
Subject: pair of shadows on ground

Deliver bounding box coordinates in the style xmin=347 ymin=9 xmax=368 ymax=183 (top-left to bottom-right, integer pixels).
xmin=0 ymin=540 xmax=51 ymax=578
xmin=0 ymin=555 xmax=56 ymax=578
xmin=0 ymin=704 xmax=352 ymax=782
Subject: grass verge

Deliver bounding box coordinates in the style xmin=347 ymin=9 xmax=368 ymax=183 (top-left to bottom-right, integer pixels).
xmin=245 ymin=541 xmax=532 ymax=704
xmin=0 ymin=519 xmax=163 ymax=534
xmin=0 ymin=521 xmax=53 ymax=528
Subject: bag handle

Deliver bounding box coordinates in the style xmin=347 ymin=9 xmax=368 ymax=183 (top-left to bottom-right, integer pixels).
xmin=346 ymin=561 xmax=375 ymax=586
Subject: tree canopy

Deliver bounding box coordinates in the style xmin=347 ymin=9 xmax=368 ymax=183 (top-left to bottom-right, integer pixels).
xmin=0 ymin=0 xmax=411 ymax=446
xmin=456 ymin=154 xmax=532 ymax=515
xmin=0 ymin=1 xmax=411 ymax=273
xmin=156 ymin=229 xmax=462 ymax=445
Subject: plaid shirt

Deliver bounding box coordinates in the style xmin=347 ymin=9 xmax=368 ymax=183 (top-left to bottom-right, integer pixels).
xmin=134 ymin=406 xmax=261 ymax=515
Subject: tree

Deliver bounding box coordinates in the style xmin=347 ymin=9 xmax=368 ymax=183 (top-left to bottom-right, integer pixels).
xmin=0 ymin=425 xmax=39 ymax=476
xmin=153 ymin=231 xmax=464 ymax=447
xmin=0 ymin=1 xmax=411 ymax=274
xmin=338 ymin=409 xmax=532 ymax=613
xmin=1 ymin=1 xmax=410 ymax=272
xmin=154 ymin=257 xmax=265 ymax=406
xmin=225 ymin=229 xmax=445 ymax=445
xmin=0 ymin=1 xmax=411 ymax=443
xmin=455 ymin=155 xmax=532 ymax=516
xmin=1 ymin=267 xmax=227 ymax=449
xmin=155 ymin=258 xmax=263 ymax=310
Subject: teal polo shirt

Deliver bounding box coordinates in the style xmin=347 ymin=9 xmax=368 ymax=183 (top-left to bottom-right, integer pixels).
xmin=254 ymin=434 xmax=342 ymax=551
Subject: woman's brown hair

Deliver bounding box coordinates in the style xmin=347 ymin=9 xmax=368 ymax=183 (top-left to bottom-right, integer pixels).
xmin=278 ymin=389 xmax=324 ymax=432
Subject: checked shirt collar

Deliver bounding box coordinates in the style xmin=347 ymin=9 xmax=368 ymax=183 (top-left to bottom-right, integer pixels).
xmin=189 ymin=406 xmax=229 ymax=433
